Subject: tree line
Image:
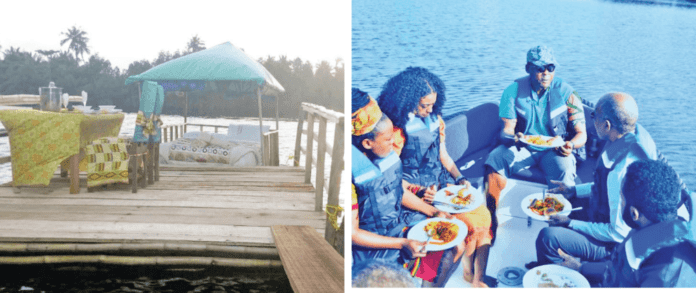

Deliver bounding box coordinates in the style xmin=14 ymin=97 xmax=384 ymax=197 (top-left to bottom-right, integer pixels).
xmin=0 ymin=28 xmax=344 ymax=119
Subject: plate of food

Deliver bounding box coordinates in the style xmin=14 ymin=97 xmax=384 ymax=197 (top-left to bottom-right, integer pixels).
xmin=521 ymin=192 xmax=572 ymax=221
xmin=519 ymin=135 xmax=564 ymax=149
xmin=407 ymin=218 xmax=467 ymax=252
xmin=97 ymin=109 xmax=123 ymax=114
xmin=433 ymin=185 xmax=484 ymax=213
xmin=523 ymin=264 xmax=590 ymax=288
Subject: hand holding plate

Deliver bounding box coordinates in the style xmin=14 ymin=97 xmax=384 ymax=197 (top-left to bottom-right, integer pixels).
xmin=423 ymin=185 xmax=437 ymax=203
xmin=557 ymin=140 xmax=573 ymax=157
xmin=403 ymin=239 xmax=427 ymax=258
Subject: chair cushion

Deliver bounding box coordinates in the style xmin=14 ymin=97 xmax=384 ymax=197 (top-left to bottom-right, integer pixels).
xmin=85 ymin=137 xmax=129 ymax=188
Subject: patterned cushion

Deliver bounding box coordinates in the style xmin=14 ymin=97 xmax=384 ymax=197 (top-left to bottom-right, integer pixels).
xmin=85 ymin=137 xmax=129 ymax=188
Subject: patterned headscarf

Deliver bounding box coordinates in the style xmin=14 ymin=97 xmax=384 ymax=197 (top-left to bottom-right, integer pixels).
xmin=352 ymin=88 xmax=383 ymax=136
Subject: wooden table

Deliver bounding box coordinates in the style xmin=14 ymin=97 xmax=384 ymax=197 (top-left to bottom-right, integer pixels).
xmin=272 ymin=225 xmax=344 ymax=293
xmin=0 ymin=109 xmax=124 ymax=194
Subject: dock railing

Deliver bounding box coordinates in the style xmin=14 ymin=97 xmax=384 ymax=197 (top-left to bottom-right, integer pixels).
xmin=161 ymin=123 xmax=279 ymax=166
xmin=293 ymin=102 xmax=344 ymax=253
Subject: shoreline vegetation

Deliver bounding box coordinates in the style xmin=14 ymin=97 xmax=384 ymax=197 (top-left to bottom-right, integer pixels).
xmin=0 ymin=31 xmax=344 ymax=120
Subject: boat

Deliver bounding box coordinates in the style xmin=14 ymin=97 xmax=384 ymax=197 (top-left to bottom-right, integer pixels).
xmin=438 ymin=100 xmax=692 ymax=288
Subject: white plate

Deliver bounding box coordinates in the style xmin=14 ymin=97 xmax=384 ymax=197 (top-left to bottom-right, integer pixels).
xmin=519 ymin=135 xmax=564 ymax=149
xmin=406 ymin=217 xmax=467 ymax=252
xmin=521 ymin=193 xmax=572 ymax=221
xmin=433 ymin=185 xmax=484 ymax=213
xmin=523 ymin=264 xmax=590 ymax=288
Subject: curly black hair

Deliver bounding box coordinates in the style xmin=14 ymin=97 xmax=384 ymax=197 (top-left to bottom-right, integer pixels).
xmin=623 ymin=159 xmax=681 ymax=223
xmin=377 ymin=67 xmax=446 ymax=129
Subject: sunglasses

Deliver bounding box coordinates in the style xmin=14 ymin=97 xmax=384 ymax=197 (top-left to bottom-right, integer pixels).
xmin=532 ymin=64 xmax=556 ymax=73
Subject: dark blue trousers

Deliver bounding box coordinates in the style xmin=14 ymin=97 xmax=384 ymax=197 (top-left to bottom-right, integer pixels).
xmin=535 ymin=226 xmax=615 ymax=265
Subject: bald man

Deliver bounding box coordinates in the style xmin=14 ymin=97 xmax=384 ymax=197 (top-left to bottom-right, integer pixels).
xmin=532 ymin=92 xmax=659 ymax=266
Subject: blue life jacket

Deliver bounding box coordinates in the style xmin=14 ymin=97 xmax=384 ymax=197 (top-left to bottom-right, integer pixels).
xmin=352 ymin=145 xmax=410 ymax=264
xmin=590 ymin=124 xmax=657 ymax=223
xmin=513 ymin=76 xmax=586 ymax=160
xmin=400 ymin=114 xmax=454 ymax=189
xmin=612 ymin=212 xmax=696 ymax=287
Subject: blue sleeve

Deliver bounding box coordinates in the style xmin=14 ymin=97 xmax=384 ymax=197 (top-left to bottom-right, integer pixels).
xmin=499 ymin=82 xmax=518 ymax=119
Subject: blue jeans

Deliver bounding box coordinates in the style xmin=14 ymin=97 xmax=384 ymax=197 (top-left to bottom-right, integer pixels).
xmin=535 ymin=226 xmax=615 ymax=265
xmin=485 ymin=144 xmax=577 ymax=187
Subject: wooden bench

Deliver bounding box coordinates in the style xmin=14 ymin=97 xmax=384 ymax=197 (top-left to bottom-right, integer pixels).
xmin=271 ymin=225 xmax=344 ymax=292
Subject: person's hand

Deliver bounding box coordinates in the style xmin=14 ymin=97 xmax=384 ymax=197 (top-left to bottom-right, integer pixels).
xmin=514 ymin=132 xmax=525 ymax=151
xmin=456 ymin=178 xmax=471 ymax=188
xmin=557 ymin=140 xmax=573 ymax=157
xmin=557 ymin=248 xmax=582 ymax=271
xmin=547 ymin=215 xmax=571 ymax=227
xmin=422 ymin=185 xmax=437 ymax=204
xmin=433 ymin=210 xmax=453 ymax=219
xmin=514 ymin=132 xmax=524 ymax=142
xmin=548 ymin=180 xmax=576 ymax=200
xmin=402 ymin=239 xmax=427 ymax=259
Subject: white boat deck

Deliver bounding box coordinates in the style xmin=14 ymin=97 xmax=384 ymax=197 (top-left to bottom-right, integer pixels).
xmin=445 ymin=178 xmax=690 ymax=288
xmin=446 ymin=179 xmax=548 ymax=288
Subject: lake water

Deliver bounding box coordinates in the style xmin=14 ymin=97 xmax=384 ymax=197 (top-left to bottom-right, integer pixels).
xmin=352 ymin=0 xmax=696 ymax=190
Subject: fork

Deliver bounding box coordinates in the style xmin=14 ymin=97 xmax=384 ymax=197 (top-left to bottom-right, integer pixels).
xmin=421 ymin=229 xmax=435 ymax=252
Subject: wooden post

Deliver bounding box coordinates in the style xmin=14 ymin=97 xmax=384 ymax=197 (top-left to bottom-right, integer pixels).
xmin=184 ymin=92 xmax=188 ymax=126
xmin=314 ymin=116 xmax=328 ymax=212
xmin=214 ymin=126 xmax=219 ymax=134
xmin=275 ymin=95 xmax=279 ymax=131
xmin=272 ymin=131 xmax=279 ymax=166
xmin=147 ymin=143 xmax=155 ymax=184
xmin=163 ymin=128 xmax=168 ymax=143
xmin=293 ymin=109 xmax=305 ymax=167
xmin=154 ymin=143 xmax=160 ymax=181
xmin=256 ymin=87 xmax=265 ymax=166
xmin=200 ymin=125 xmax=203 ymax=131
xmin=304 ymin=113 xmax=315 ymax=184
xmin=69 ymin=154 xmax=80 ymax=194
xmin=324 ymin=118 xmax=345 ymax=242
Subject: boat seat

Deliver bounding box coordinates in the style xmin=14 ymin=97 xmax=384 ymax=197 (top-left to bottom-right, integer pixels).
xmin=447 ymin=102 xmax=600 ymax=188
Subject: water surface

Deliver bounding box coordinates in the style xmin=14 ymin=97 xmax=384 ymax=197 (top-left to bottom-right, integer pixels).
xmin=353 ymin=0 xmax=696 ymax=189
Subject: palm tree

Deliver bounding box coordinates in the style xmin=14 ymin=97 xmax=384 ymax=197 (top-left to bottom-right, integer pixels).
xmin=186 ymin=35 xmax=206 ymax=53
xmin=60 ymin=26 xmax=91 ymax=62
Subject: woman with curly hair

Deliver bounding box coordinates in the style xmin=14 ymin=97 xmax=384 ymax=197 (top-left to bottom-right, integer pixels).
xmin=378 ymin=67 xmax=493 ymax=287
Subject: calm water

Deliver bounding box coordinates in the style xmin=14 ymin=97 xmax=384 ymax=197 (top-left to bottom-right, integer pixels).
xmin=352 ymin=0 xmax=696 ymax=190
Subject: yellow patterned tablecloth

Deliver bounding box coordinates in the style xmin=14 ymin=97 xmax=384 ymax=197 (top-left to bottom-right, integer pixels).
xmin=0 ymin=109 xmax=124 ymax=187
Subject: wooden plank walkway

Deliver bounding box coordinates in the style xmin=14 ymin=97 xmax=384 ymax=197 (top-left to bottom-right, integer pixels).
xmin=272 ymin=225 xmax=344 ymax=293
xmin=0 ymin=166 xmax=326 ymax=252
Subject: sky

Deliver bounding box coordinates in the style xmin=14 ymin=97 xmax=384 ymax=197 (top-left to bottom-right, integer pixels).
xmin=1 ymin=0 xmax=350 ymax=71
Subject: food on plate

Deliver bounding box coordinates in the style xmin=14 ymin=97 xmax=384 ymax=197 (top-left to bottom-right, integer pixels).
xmin=524 ymin=135 xmax=557 ymax=146
xmin=444 ymin=189 xmax=454 ymax=196
xmin=536 ymin=270 xmax=577 ymax=288
xmin=423 ymin=221 xmax=459 ymax=244
xmin=528 ymin=195 xmax=565 ymax=216
xmin=451 ymin=188 xmax=473 ymax=206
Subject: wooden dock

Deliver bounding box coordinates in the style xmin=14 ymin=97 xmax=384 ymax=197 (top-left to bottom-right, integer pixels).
xmin=0 ymin=165 xmax=325 ymax=263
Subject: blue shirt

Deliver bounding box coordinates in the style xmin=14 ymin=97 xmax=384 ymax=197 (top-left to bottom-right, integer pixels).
xmin=499 ymin=78 xmax=559 ymax=151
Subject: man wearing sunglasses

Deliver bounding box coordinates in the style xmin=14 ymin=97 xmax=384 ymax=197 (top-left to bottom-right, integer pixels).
xmin=484 ymin=45 xmax=587 ymax=212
